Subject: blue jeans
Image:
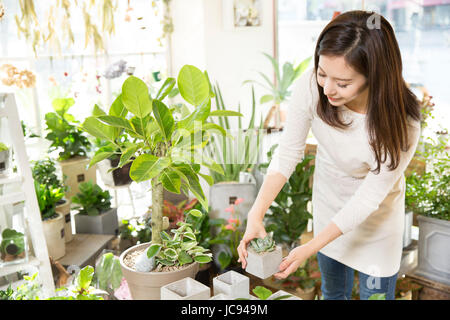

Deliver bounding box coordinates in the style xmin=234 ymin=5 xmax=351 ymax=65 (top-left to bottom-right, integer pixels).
xmin=316 ymin=251 xmax=398 ymax=300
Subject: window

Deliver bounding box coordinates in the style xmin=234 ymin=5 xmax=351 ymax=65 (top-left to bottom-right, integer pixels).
xmin=277 ymin=0 xmax=450 ymax=137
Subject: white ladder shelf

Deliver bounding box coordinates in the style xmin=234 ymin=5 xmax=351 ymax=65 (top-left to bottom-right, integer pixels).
xmin=0 ymin=92 xmax=55 ymax=297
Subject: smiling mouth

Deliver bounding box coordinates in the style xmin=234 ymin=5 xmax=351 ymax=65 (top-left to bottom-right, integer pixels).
xmin=328 ymin=96 xmax=340 ymax=101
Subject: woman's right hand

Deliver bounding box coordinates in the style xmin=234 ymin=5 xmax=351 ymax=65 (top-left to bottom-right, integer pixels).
xmin=237 ymin=220 xmax=267 ymax=269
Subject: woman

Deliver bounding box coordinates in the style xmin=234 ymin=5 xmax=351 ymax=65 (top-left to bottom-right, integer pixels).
xmin=237 ymin=10 xmax=422 ymax=300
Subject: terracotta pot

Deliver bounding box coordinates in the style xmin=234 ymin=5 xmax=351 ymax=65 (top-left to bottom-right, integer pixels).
xmin=119 ymin=242 xmax=199 ymax=300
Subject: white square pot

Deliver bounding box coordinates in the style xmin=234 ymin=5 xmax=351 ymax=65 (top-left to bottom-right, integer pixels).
xmin=161 ymin=277 xmax=210 ymax=300
xmin=74 ymin=208 xmax=119 ymax=235
xmin=245 ymin=245 xmax=283 ymax=279
xmin=269 ymin=290 xmax=302 ymax=300
xmin=209 ymin=293 xmax=231 ymax=300
xmin=213 ymin=270 xmax=250 ymax=299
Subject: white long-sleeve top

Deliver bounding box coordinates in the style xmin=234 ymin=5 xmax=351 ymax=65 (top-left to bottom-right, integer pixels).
xmin=267 ymin=67 xmax=421 ymax=277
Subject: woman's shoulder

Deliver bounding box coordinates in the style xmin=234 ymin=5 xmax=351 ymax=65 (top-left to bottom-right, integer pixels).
xmin=290 ymin=67 xmax=319 ymax=114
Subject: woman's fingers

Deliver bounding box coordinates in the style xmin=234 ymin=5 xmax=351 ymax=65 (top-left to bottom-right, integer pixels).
xmin=273 ymin=256 xmax=300 ymax=280
xmin=237 ymin=240 xmax=246 ymax=268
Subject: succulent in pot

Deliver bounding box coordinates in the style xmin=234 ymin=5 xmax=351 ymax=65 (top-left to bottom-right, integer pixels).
xmin=250 ymin=234 xmax=276 ymax=253
xmin=0 ymin=228 xmax=26 ymax=262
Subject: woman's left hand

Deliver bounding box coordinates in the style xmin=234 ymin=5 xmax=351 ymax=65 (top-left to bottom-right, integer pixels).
xmin=273 ymin=244 xmax=313 ymax=280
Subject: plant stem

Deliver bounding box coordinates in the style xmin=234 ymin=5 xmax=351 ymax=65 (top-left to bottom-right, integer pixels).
xmin=151 ymin=142 xmax=166 ymax=244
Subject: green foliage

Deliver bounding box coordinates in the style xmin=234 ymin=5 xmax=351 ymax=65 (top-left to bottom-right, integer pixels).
xmin=44 ymin=97 xmax=91 ymax=161
xmin=0 ymin=285 xmax=14 ymax=300
xmin=34 ymin=181 xmax=65 ymax=220
xmin=0 ymin=228 xmax=25 ymax=256
xmin=0 ymin=142 xmax=8 ymax=152
xmin=93 ymin=252 xmax=123 ymax=294
xmin=71 ymin=181 xmax=112 ymax=216
xmin=119 ymin=216 xmax=152 ymax=244
xmin=368 ymin=293 xmax=386 ymax=300
xmin=80 ymin=65 xmax=240 ymax=245
xmin=205 ymin=84 xmax=262 ymax=183
xmin=31 ymin=158 xmax=65 ymax=190
xmin=237 ymin=286 xmax=291 ymax=300
xmin=407 ymin=135 xmax=449 ymax=221
xmin=260 ymin=144 xmax=315 ymax=247
xmin=146 ymin=210 xmax=213 ymax=267
xmin=250 ymin=233 xmax=276 ymax=253
xmin=243 ymin=53 xmax=312 ymax=106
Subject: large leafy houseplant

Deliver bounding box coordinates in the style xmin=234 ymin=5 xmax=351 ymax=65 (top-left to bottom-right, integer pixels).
xmin=71 ymin=181 xmax=112 ymax=216
xmin=259 ymin=144 xmax=315 ymax=248
xmin=44 ymin=98 xmax=91 ymax=161
xmin=204 ymin=84 xmax=261 ymax=183
xmin=81 ymin=64 xmax=240 ymax=251
xmin=244 ymin=53 xmax=311 ymax=129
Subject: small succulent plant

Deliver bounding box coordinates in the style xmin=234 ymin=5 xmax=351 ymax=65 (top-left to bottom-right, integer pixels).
xmin=250 ymin=233 xmax=276 ymax=253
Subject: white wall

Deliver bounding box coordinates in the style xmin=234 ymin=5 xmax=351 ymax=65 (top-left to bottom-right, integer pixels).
xmin=169 ymin=0 xmax=275 ymax=126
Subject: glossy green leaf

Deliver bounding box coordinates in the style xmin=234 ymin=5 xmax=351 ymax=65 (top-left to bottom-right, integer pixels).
xmin=129 ymin=154 xmax=170 ymax=182
xmin=82 ymin=116 xmax=116 ymax=143
xmin=147 ymin=243 xmax=162 ymax=259
xmin=97 ymin=115 xmax=134 ymax=132
xmin=122 ymin=76 xmax=152 ymax=118
xmin=159 ymin=169 xmax=181 ymax=194
xmin=152 ymin=100 xmax=174 ymax=141
xmin=155 ymin=78 xmax=176 ymax=100
xmin=177 ymin=65 xmax=209 ymax=106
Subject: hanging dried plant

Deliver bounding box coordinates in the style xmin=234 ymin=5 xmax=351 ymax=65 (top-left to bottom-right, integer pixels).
xmin=0 ymin=64 xmax=36 ymax=88
xmin=0 ymin=2 xmax=5 ymax=20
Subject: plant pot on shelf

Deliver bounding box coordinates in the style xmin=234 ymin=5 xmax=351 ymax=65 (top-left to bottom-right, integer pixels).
xmin=42 ymin=212 xmax=66 ymax=260
xmin=212 ymin=270 xmax=250 ymax=299
xmin=209 ymin=181 xmax=256 ymax=223
xmin=160 ymin=277 xmax=210 ymax=300
xmin=403 ymin=211 xmax=413 ymax=248
xmin=0 ymin=207 xmax=29 ymax=267
xmin=245 ymin=245 xmax=283 ymax=279
xmin=97 ymin=157 xmax=133 ymax=187
xmin=119 ymin=242 xmax=200 ymax=300
xmin=55 ymin=199 xmax=72 ymax=243
xmin=74 ymin=207 xmax=119 ymax=236
xmin=415 ymin=215 xmax=450 ymax=286
xmin=59 ymin=156 xmax=97 ymax=201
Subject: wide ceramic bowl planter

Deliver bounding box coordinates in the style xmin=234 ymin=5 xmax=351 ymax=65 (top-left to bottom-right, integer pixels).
xmin=74 ymin=208 xmax=119 ymax=236
xmin=119 ymin=242 xmax=200 ymax=300
xmin=59 ymin=156 xmax=97 ymax=201
xmin=55 ymin=199 xmax=72 ymax=243
xmin=415 ymin=215 xmax=450 ymax=286
xmin=42 ymin=212 xmax=66 ymax=260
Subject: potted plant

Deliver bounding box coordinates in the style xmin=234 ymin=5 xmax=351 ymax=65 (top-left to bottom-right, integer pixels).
xmin=0 ymin=142 xmax=10 ymax=175
xmin=80 ymin=65 xmax=239 ymax=299
xmin=259 ymin=144 xmax=315 ymax=251
xmin=32 ymin=158 xmax=72 ymax=242
xmin=245 ymin=233 xmax=283 ymax=279
xmin=71 ymin=181 xmax=119 ymax=236
xmin=35 ymin=181 xmax=66 ymax=259
xmin=410 ymin=134 xmax=450 ymax=285
xmin=243 ymin=53 xmax=311 ymax=130
xmin=44 ymin=97 xmax=94 ymax=200
xmin=163 ymin=198 xmax=198 ymax=230
xmin=205 ymin=84 xmax=260 ymax=224
xmin=0 ymin=228 xmax=27 ymax=265
xmin=265 ymin=254 xmax=320 ymax=300
xmin=236 ymin=285 xmax=296 ymax=300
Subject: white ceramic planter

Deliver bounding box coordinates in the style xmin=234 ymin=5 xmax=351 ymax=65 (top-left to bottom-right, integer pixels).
xmin=416 ymin=215 xmax=450 ymax=286
xmin=209 ymin=293 xmax=231 ymax=300
xmin=213 ymin=270 xmax=249 ymax=299
xmin=42 ymin=212 xmax=66 ymax=260
xmin=74 ymin=207 xmax=119 ymax=235
xmin=55 ymin=199 xmax=72 ymax=243
xmin=245 ymin=245 xmax=283 ymax=279
xmin=269 ymin=290 xmax=302 ymax=300
xmin=160 ymin=277 xmax=210 ymax=300
xmin=59 ymin=156 xmax=97 ymax=201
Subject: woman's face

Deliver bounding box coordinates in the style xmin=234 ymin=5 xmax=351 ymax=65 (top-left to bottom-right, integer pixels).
xmin=316 ymin=55 xmax=368 ymax=110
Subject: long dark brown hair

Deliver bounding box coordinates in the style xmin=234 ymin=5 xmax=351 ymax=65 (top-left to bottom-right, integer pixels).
xmin=314 ymin=10 xmax=421 ymax=174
